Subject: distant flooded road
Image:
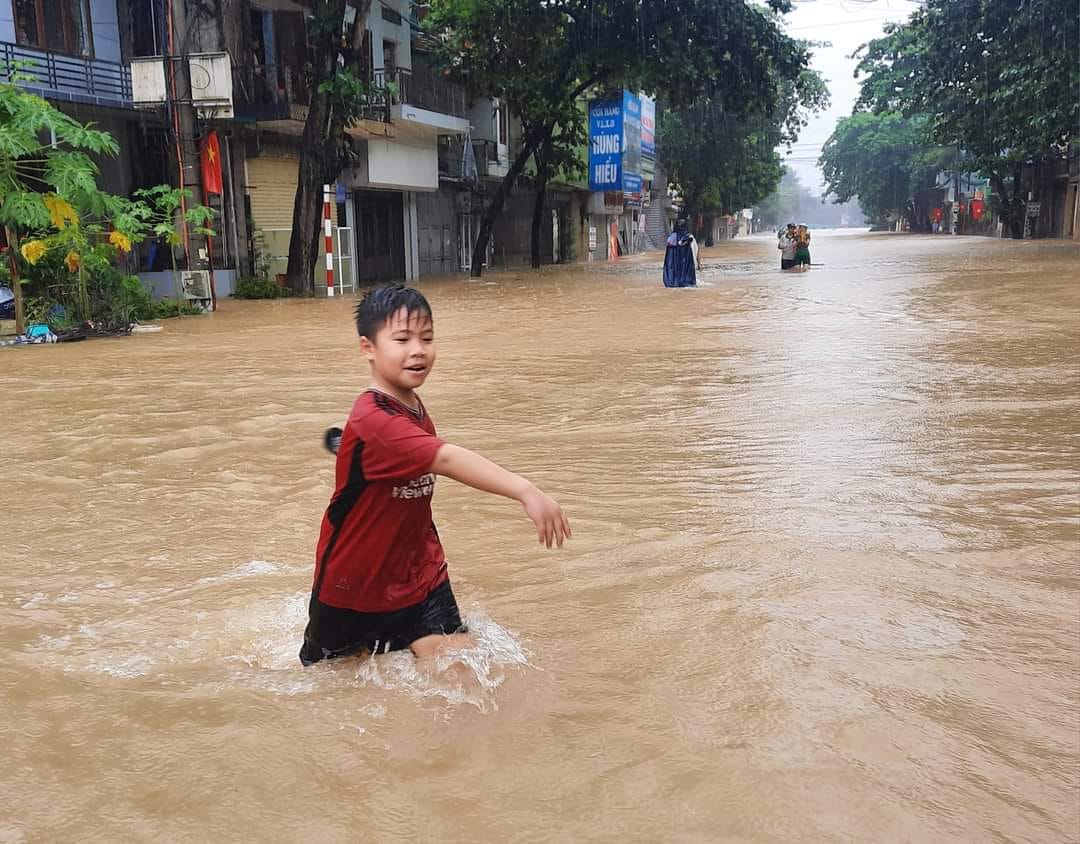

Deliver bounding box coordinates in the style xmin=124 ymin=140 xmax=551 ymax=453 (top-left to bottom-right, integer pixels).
xmin=4 ymin=230 xmax=1079 ymax=842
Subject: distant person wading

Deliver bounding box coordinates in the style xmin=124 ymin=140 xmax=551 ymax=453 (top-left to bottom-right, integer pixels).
xmin=663 ymin=219 xmax=701 ymax=288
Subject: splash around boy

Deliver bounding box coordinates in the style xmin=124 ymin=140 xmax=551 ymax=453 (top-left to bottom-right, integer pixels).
xmin=300 ymin=285 xmax=570 ymax=666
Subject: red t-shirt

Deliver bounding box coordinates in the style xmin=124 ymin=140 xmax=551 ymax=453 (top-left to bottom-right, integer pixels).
xmin=311 ymin=390 xmax=447 ymax=612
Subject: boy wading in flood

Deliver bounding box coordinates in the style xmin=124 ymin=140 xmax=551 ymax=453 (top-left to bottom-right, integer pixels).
xmin=300 ymin=285 xmax=571 ymax=666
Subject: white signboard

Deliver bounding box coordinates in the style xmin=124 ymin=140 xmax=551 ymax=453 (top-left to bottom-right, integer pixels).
xmin=588 ymin=226 xmax=598 ymax=250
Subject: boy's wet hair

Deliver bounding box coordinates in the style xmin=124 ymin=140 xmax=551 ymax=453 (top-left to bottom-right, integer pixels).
xmin=354 ymin=284 xmax=433 ymax=339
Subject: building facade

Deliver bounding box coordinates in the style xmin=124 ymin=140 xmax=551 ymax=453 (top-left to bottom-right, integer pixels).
xmin=5 ymin=1 xmax=669 ymax=300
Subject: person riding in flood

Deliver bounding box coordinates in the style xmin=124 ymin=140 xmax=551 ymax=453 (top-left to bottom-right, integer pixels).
xmin=663 ymin=219 xmax=700 ymax=288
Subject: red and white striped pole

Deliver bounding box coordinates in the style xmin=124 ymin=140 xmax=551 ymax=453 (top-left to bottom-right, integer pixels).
xmin=323 ymin=183 xmax=335 ymax=297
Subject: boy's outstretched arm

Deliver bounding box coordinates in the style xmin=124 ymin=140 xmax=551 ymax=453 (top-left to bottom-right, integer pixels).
xmin=431 ymin=444 xmax=571 ymax=548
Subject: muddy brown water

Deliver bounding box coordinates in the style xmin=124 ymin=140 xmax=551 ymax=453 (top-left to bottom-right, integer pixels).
xmin=3 ymin=231 xmax=1079 ymax=842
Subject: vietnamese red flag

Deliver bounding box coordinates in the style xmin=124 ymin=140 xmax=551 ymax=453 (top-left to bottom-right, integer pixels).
xmin=200 ymin=130 xmax=223 ymax=195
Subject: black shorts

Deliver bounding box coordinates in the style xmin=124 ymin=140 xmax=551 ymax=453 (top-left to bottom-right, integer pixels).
xmin=781 ymin=258 xmax=795 ymax=270
xmin=299 ymin=578 xmax=465 ymax=666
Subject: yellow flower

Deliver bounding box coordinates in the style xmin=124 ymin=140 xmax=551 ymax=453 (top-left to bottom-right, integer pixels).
xmin=65 ymin=250 xmax=81 ymax=273
xmin=109 ymin=230 xmax=132 ymax=253
xmin=20 ymin=240 xmax=46 ymax=265
xmin=43 ymin=194 xmax=78 ymax=229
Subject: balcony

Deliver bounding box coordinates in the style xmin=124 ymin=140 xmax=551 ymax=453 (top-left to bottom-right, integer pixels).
xmin=472 ymin=139 xmax=510 ymax=178
xmin=436 ymin=137 xmax=507 ymax=180
xmin=377 ymin=66 xmax=471 ymax=135
xmin=0 ymin=41 xmax=132 ymax=108
xmin=232 ymin=65 xmax=393 ymax=135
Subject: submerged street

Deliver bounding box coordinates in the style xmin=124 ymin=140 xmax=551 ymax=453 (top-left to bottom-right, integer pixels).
xmin=3 ymin=230 xmax=1079 ymax=841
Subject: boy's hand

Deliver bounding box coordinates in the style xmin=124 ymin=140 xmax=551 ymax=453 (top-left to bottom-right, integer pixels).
xmin=521 ymin=487 xmax=571 ymax=548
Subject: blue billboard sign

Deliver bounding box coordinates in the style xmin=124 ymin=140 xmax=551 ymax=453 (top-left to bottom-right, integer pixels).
xmin=588 ymin=99 xmax=623 ymax=191
xmin=621 ymin=91 xmax=642 ymax=207
xmin=640 ymin=96 xmax=656 ymax=178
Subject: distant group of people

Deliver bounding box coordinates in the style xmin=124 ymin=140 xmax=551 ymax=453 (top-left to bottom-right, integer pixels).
xmin=777 ymin=223 xmax=812 ymax=271
xmin=660 ymin=219 xmax=814 ymax=289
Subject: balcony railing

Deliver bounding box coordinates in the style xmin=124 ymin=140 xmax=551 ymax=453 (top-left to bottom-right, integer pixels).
xmin=0 ymin=41 xmax=132 ymax=107
xmin=375 ymin=65 xmax=468 ymax=119
xmin=233 ymin=64 xmax=391 ymax=125
xmin=438 ymin=138 xmax=513 ymax=181
xmin=231 ymin=62 xmax=465 ymax=126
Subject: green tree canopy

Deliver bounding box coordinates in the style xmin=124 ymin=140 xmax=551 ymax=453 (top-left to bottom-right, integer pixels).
xmin=819 ymin=111 xmax=954 ymax=228
xmin=660 ymin=66 xmax=828 ymax=226
xmin=428 ymin=0 xmax=816 ymax=273
xmin=852 ymin=0 xmax=1079 ymax=236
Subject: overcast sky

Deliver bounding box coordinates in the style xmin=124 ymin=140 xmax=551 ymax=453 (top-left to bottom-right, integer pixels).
xmin=780 ymin=0 xmax=923 ymax=194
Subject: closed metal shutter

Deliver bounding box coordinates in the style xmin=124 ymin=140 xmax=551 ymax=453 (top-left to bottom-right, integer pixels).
xmin=246 ymin=154 xmax=338 ymax=284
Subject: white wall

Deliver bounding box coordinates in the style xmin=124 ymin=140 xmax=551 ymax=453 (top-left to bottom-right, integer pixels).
xmin=0 ymin=4 xmax=14 ymax=42
xmin=469 ymin=98 xmax=496 ymax=142
xmin=367 ymin=0 xmax=412 ymax=71
xmin=366 ymin=139 xmax=438 ymax=191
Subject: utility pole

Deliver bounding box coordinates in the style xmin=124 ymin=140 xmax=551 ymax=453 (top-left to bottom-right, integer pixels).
xmin=165 ymin=0 xmax=207 ymax=270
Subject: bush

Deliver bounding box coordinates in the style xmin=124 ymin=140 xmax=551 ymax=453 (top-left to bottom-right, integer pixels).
xmin=233 ymin=277 xmax=291 ymax=299
xmin=153 ymin=297 xmax=205 ymax=318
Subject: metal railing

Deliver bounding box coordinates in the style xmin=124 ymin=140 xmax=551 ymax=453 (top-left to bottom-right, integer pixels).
xmin=375 ymin=65 xmax=468 ymax=119
xmin=234 ymin=64 xmax=391 ymax=125
xmin=0 ymin=41 xmax=132 ymax=105
xmin=231 ymin=61 xmax=466 ymax=126
xmin=437 ymin=137 xmax=513 ymax=181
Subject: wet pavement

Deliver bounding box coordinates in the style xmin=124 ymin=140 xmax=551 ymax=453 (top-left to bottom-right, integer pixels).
xmin=3 ymin=230 xmax=1079 ymax=842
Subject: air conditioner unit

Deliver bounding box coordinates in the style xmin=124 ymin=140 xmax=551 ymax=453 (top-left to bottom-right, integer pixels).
xmin=188 ymin=53 xmax=234 ymax=118
xmin=131 ymin=57 xmax=167 ymax=106
xmin=180 ymin=270 xmax=212 ymax=300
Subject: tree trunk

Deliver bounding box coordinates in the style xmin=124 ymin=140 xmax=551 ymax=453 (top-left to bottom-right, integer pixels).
xmin=284 ymin=0 xmax=368 ymax=294
xmin=530 ymin=178 xmax=548 ymax=269
xmin=285 ymin=121 xmax=335 ymax=294
xmin=5 ymin=227 xmax=24 ymax=334
xmin=470 ymin=124 xmax=550 ymax=278
xmin=990 ymin=168 xmax=1024 ymax=240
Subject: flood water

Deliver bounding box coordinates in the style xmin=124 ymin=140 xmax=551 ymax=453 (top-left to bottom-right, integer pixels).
xmin=3 ymin=230 xmax=1079 ymax=842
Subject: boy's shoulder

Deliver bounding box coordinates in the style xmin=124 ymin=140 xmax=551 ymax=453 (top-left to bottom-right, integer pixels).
xmin=348 ymin=391 xmax=433 ymax=436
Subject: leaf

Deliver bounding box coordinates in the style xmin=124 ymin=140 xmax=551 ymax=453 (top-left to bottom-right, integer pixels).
xmin=0 ymin=191 xmax=50 ymax=229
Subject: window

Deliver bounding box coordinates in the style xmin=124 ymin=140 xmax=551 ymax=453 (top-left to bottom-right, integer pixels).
xmin=130 ymin=0 xmax=162 ymax=57
xmin=381 ymin=7 xmax=402 ymax=26
xmin=497 ymin=102 xmax=509 ymax=146
xmin=382 ymin=40 xmax=397 ymax=75
xmin=14 ymin=0 xmax=94 ymax=57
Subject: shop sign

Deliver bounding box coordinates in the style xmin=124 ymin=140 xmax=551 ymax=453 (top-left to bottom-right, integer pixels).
xmin=588 ymin=99 xmax=623 ymax=191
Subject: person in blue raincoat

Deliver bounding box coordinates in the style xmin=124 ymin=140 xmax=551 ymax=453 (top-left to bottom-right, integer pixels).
xmin=662 ymin=219 xmax=699 ymax=288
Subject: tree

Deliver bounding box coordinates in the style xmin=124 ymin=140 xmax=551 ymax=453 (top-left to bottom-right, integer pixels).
xmin=0 ymin=78 xmax=135 ymax=332
xmin=853 ymin=0 xmax=1079 ymax=238
xmin=284 ymin=0 xmax=373 ymax=294
xmin=528 ymin=102 xmax=587 ymax=269
xmin=819 ymin=112 xmax=954 ymax=229
xmin=659 ymin=66 xmax=828 ymax=236
xmin=429 ymin=0 xmax=813 ymax=276
xmin=754 ymin=169 xmax=801 ymax=230
xmin=0 ymin=77 xmax=215 ymax=333
xmin=133 ymin=185 xmax=217 ymax=314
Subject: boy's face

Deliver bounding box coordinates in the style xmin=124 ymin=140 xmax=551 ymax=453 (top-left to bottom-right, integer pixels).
xmin=360 ymin=307 xmax=436 ymax=393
